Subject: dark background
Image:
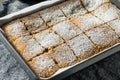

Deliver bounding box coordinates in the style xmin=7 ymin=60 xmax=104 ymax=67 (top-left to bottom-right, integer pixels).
xmin=0 ymin=0 xmax=120 ymax=80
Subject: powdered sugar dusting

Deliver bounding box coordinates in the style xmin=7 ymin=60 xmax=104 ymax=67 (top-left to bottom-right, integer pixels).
xmin=59 ymin=0 xmax=87 ymax=17
xmin=108 ymin=18 xmax=120 ymax=37
xmin=86 ymin=24 xmax=119 ymax=48
xmin=81 ymin=0 xmax=109 ymax=11
xmin=34 ymin=29 xmax=63 ymax=49
xmin=68 ymin=34 xmax=95 ymax=57
xmin=71 ymin=13 xmax=104 ymax=31
xmin=93 ymin=3 xmax=120 ymax=22
xmin=53 ymin=20 xmax=82 ymax=40
xmin=50 ymin=43 xmax=76 ymax=67
xmin=40 ymin=6 xmax=66 ymax=26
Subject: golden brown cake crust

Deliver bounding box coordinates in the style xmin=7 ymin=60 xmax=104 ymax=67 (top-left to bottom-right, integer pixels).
xmin=49 ymin=43 xmax=77 ymax=68
xmin=28 ymin=53 xmax=59 ymax=78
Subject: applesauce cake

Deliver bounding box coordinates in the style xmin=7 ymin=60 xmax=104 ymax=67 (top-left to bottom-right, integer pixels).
xmin=1 ymin=0 xmax=120 ymax=78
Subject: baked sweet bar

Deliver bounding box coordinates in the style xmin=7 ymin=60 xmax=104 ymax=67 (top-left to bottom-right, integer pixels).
xmin=29 ymin=53 xmax=59 ymax=78
xmin=59 ymin=0 xmax=87 ymax=17
xmin=68 ymin=34 xmax=97 ymax=59
xmin=39 ymin=5 xmax=66 ymax=26
xmin=81 ymin=0 xmax=109 ymax=11
xmin=21 ymin=12 xmax=48 ymax=34
xmin=92 ymin=3 xmax=120 ymax=22
xmin=71 ymin=13 xmax=104 ymax=31
xmin=53 ymin=20 xmax=82 ymax=40
xmin=34 ymin=29 xmax=63 ymax=49
xmin=108 ymin=18 xmax=120 ymax=37
xmin=3 ymin=20 xmax=29 ymax=42
xmin=2 ymin=0 xmax=120 ymax=78
xmin=13 ymin=36 xmax=45 ymax=61
xmin=86 ymin=24 xmax=119 ymax=49
xmin=49 ymin=43 xmax=77 ymax=67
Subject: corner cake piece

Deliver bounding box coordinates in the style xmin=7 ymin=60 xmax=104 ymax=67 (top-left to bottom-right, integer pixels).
xmin=3 ymin=20 xmax=29 ymax=42
xmin=71 ymin=13 xmax=104 ymax=31
xmin=81 ymin=0 xmax=109 ymax=11
xmin=13 ymin=36 xmax=45 ymax=61
xmin=21 ymin=12 xmax=48 ymax=34
xmin=53 ymin=20 xmax=82 ymax=40
xmin=59 ymin=0 xmax=87 ymax=17
xmin=92 ymin=3 xmax=120 ymax=22
xmin=39 ymin=6 xmax=66 ymax=26
xmin=49 ymin=43 xmax=76 ymax=68
xmin=34 ymin=29 xmax=63 ymax=49
xmin=86 ymin=24 xmax=119 ymax=49
xmin=68 ymin=34 xmax=97 ymax=59
xmin=29 ymin=53 xmax=59 ymax=78
xmin=108 ymin=18 xmax=120 ymax=37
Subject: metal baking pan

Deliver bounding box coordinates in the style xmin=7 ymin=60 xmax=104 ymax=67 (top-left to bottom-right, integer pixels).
xmin=0 ymin=0 xmax=120 ymax=80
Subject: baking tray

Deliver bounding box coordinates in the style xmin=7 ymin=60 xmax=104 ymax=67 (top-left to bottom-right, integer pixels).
xmin=0 ymin=0 xmax=120 ymax=80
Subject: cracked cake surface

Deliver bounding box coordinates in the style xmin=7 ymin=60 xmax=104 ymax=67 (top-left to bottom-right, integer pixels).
xmin=2 ymin=0 xmax=120 ymax=78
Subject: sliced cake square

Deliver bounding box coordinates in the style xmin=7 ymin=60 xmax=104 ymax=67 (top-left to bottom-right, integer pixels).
xmin=13 ymin=36 xmax=45 ymax=61
xmin=108 ymin=18 xmax=120 ymax=37
xmin=92 ymin=3 xmax=120 ymax=22
xmin=34 ymin=29 xmax=63 ymax=49
xmin=21 ymin=12 xmax=48 ymax=34
xmin=68 ymin=34 xmax=96 ymax=59
xmin=71 ymin=13 xmax=104 ymax=31
xmin=59 ymin=0 xmax=87 ymax=17
xmin=81 ymin=0 xmax=109 ymax=11
xmin=3 ymin=20 xmax=29 ymax=42
xmin=49 ymin=43 xmax=76 ymax=67
xmin=53 ymin=20 xmax=82 ymax=40
xmin=39 ymin=6 xmax=66 ymax=26
xmin=29 ymin=53 xmax=59 ymax=78
xmin=86 ymin=24 xmax=119 ymax=49
xmin=22 ymin=38 xmax=44 ymax=61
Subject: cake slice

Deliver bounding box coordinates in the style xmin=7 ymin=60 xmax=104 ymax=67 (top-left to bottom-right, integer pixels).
xmin=86 ymin=24 xmax=119 ymax=49
xmin=49 ymin=43 xmax=77 ymax=67
xmin=108 ymin=18 xmax=120 ymax=37
xmin=29 ymin=53 xmax=59 ymax=78
xmin=13 ymin=36 xmax=45 ymax=61
xmin=21 ymin=12 xmax=48 ymax=34
xmin=81 ymin=0 xmax=109 ymax=11
xmin=59 ymin=0 xmax=87 ymax=18
xmin=53 ymin=20 xmax=82 ymax=40
xmin=3 ymin=20 xmax=29 ymax=42
xmin=39 ymin=6 xmax=66 ymax=26
xmin=92 ymin=3 xmax=120 ymax=22
xmin=71 ymin=13 xmax=104 ymax=31
xmin=13 ymin=36 xmax=31 ymax=54
xmin=22 ymin=38 xmax=45 ymax=61
xmin=68 ymin=34 xmax=97 ymax=59
xmin=34 ymin=29 xmax=63 ymax=49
